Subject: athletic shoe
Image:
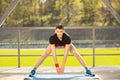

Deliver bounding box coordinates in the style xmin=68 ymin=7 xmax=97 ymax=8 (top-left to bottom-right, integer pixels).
xmin=86 ymin=69 xmax=95 ymax=76
xmin=29 ymin=69 xmax=36 ymax=77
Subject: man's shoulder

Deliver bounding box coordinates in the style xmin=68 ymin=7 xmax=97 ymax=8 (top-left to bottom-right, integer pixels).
xmin=49 ymin=33 xmax=57 ymax=44
xmin=49 ymin=33 xmax=56 ymax=39
xmin=64 ymin=32 xmax=71 ymax=38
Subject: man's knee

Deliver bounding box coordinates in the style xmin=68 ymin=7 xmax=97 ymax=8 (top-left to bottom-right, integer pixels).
xmin=46 ymin=45 xmax=52 ymax=53
xmin=73 ymin=52 xmax=80 ymax=57
xmin=42 ymin=52 xmax=50 ymax=58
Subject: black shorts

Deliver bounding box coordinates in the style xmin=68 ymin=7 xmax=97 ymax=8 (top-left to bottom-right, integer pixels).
xmin=55 ymin=44 xmax=65 ymax=48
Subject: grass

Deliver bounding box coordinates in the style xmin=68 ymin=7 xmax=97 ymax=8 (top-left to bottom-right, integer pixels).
xmin=0 ymin=48 xmax=120 ymax=67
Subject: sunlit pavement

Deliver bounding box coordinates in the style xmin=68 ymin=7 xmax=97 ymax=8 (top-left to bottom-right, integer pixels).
xmin=0 ymin=66 xmax=120 ymax=80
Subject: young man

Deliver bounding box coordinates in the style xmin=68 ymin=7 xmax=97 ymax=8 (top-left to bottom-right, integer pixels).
xmin=29 ymin=25 xmax=94 ymax=76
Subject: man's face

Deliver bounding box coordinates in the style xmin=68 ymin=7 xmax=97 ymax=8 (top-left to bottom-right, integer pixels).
xmin=55 ymin=28 xmax=64 ymax=39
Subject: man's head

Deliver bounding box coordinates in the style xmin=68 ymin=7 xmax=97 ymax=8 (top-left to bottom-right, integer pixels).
xmin=55 ymin=25 xmax=64 ymax=39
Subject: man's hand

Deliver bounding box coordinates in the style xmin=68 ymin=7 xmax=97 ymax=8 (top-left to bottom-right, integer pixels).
xmin=56 ymin=67 xmax=61 ymax=74
xmin=56 ymin=67 xmax=65 ymax=74
xmin=59 ymin=67 xmax=64 ymax=74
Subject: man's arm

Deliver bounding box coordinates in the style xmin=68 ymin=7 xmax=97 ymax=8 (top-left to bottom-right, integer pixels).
xmin=51 ymin=44 xmax=61 ymax=73
xmin=60 ymin=44 xmax=71 ymax=73
xmin=51 ymin=44 xmax=58 ymax=64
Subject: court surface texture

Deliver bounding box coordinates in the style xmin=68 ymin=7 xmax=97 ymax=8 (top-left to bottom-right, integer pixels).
xmin=0 ymin=66 xmax=120 ymax=80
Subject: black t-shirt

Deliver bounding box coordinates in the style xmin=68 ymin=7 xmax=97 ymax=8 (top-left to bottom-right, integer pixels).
xmin=49 ymin=33 xmax=71 ymax=46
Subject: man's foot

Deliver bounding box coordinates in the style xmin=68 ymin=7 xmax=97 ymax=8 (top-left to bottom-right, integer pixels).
xmin=86 ymin=69 xmax=95 ymax=76
xmin=29 ymin=69 xmax=36 ymax=77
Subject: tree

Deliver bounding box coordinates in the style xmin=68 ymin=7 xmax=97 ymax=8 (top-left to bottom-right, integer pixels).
xmin=102 ymin=0 xmax=120 ymax=24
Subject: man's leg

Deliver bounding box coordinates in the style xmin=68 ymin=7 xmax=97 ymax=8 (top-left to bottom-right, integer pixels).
xmin=30 ymin=45 xmax=52 ymax=76
xmin=69 ymin=44 xmax=94 ymax=76
xmin=69 ymin=44 xmax=87 ymax=69
xmin=34 ymin=45 xmax=52 ymax=69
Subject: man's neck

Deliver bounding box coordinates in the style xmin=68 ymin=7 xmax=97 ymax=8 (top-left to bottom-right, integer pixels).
xmin=58 ymin=37 xmax=62 ymax=41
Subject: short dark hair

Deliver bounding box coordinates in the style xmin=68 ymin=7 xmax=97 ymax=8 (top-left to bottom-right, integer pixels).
xmin=56 ymin=24 xmax=64 ymax=30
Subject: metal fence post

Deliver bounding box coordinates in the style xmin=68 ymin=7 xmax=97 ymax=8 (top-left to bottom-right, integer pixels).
xmin=92 ymin=27 xmax=95 ymax=67
xmin=17 ymin=29 xmax=20 ymax=68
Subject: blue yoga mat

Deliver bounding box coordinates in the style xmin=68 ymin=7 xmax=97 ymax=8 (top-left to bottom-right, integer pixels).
xmin=24 ymin=74 xmax=100 ymax=80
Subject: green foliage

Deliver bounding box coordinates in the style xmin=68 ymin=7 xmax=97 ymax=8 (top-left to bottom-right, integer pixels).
xmin=0 ymin=0 xmax=120 ymax=27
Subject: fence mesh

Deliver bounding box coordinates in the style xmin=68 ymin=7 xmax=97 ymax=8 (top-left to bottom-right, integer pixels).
xmin=0 ymin=27 xmax=120 ymax=48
